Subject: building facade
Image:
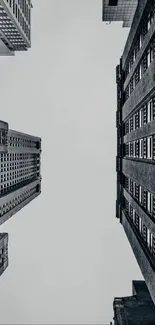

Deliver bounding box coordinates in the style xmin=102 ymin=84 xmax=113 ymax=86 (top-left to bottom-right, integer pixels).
xmin=0 ymin=0 xmax=31 ymax=55
xmin=116 ymin=0 xmax=155 ymax=305
xmin=0 ymin=233 xmax=8 ymax=277
xmin=0 ymin=120 xmax=41 ymax=226
xmin=113 ymin=281 xmax=155 ymax=325
xmin=102 ymin=0 xmax=138 ymax=27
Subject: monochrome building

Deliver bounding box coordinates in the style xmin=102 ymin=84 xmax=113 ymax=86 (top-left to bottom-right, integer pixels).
xmin=0 ymin=233 xmax=8 ymax=277
xmin=0 ymin=0 xmax=32 ymax=55
xmin=116 ymin=0 xmax=155 ymax=305
xmin=112 ymin=281 xmax=155 ymax=325
xmin=102 ymin=0 xmax=138 ymax=27
xmin=0 ymin=120 xmax=41 ymax=226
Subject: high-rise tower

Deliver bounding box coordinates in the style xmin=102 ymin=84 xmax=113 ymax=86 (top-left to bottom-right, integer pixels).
xmin=0 ymin=0 xmax=32 ymax=55
xmin=0 ymin=120 xmax=41 ymax=226
xmin=116 ymin=0 xmax=155 ymax=305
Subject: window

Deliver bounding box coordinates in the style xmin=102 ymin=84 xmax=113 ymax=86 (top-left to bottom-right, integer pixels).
xmin=128 ymin=142 xmax=131 ymax=157
xmin=139 ymin=186 xmax=142 ymax=204
xmin=133 ymin=141 xmax=136 ymax=158
xmin=147 ymin=46 xmax=153 ymax=68
xmin=133 ymin=181 xmax=136 ymax=197
xmin=133 ymin=209 xmax=136 ymax=224
xmin=133 ymin=114 xmax=136 ymax=130
xmin=147 ymin=192 xmax=151 ymax=212
xmin=147 ymin=99 xmax=153 ymax=122
xmin=147 ymin=136 xmax=152 ymax=159
xmin=139 ymin=139 xmax=143 ymax=158
xmin=147 ymin=228 xmax=150 ymax=248
xmin=140 ymin=33 xmax=142 ymax=48
xmin=140 ymin=62 xmax=143 ymax=79
xmin=139 ymin=217 xmax=142 ymax=233
xmin=150 ymin=233 xmax=153 ymax=252
xmin=143 ymin=138 xmax=147 ymax=158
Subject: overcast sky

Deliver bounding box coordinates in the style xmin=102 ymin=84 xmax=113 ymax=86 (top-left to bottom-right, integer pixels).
xmin=0 ymin=1 xmax=143 ymax=324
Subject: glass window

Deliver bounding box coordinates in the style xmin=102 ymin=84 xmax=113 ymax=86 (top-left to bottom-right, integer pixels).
xmin=147 ymin=136 xmax=152 ymax=159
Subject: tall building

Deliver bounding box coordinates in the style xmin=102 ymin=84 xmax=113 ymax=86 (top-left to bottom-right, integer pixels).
xmin=116 ymin=0 xmax=155 ymax=305
xmin=0 ymin=233 xmax=8 ymax=276
xmin=112 ymin=281 xmax=155 ymax=325
xmin=102 ymin=0 xmax=138 ymax=27
xmin=0 ymin=0 xmax=32 ymax=56
xmin=0 ymin=120 xmax=41 ymax=226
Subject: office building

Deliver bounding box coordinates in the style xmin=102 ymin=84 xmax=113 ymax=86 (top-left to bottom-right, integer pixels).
xmin=112 ymin=281 xmax=155 ymax=325
xmin=0 ymin=0 xmax=32 ymax=55
xmin=0 ymin=233 xmax=8 ymax=276
xmin=0 ymin=120 xmax=41 ymax=226
xmin=102 ymin=0 xmax=138 ymax=27
xmin=116 ymin=0 xmax=155 ymax=305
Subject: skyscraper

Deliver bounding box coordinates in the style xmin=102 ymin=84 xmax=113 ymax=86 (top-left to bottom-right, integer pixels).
xmin=102 ymin=0 xmax=138 ymax=27
xmin=0 ymin=233 xmax=8 ymax=277
xmin=0 ymin=120 xmax=41 ymax=226
xmin=0 ymin=0 xmax=32 ymax=55
xmin=112 ymin=281 xmax=155 ymax=325
xmin=116 ymin=0 xmax=155 ymax=305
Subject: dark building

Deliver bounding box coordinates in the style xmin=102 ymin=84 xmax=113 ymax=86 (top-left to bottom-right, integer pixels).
xmin=0 ymin=233 xmax=8 ymax=276
xmin=116 ymin=0 xmax=155 ymax=305
xmin=102 ymin=0 xmax=138 ymax=27
xmin=0 ymin=120 xmax=41 ymax=226
xmin=113 ymin=281 xmax=155 ymax=325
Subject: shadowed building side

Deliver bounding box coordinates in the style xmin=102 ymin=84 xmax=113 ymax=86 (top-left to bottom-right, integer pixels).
xmin=116 ymin=0 xmax=155 ymax=306
xmin=102 ymin=0 xmax=138 ymax=27
xmin=112 ymin=281 xmax=155 ymax=325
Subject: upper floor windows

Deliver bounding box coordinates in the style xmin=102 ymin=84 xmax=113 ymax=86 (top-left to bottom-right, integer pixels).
xmin=124 ymin=96 xmax=155 ymax=136
xmin=125 ymin=39 xmax=155 ymax=102
xmin=124 ymin=3 xmax=155 ymax=79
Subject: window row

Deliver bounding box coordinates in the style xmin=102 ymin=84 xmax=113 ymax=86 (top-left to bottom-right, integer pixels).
xmin=125 ymin=1 xmax=155 ymax=79
xmin=0 ymin=175 xmax=37 ymax=195
xmin=124 ymin=135 xmax=155 ymax=160
xmin=124 ymin=198 xmax=155 ymax=257
xmin=124 ymin=176 xmax=155 ymax=219
xmin=9 ymin=136 xmax=37 ymax=148
xmin=0 ymin=152 xmax=37 ymax=162
xmin=0 ymin=185 xmax=37 ymax=217
xmin=125 ymin=38 xmax=155 ymax=101
xmin=18 ymin=0 xmax=31 ymax=25
xmin=124 ymin=96 xmax=155 ymax=135
xmin=1 ymin=166 xmax=36 ymax=180
xmin=1 ymin=160 xmax=37 ymax=169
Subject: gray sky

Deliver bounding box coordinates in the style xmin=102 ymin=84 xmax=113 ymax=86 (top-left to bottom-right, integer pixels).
xmin=0 ymin=1 xmax=143 ymax=324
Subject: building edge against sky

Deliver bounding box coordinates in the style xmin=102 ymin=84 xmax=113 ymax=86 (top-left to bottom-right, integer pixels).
xmin=116 ymin=0 xmax=155 ymax=306
xmin=0 ymin=0 xmax=32 ymax=55
xmin=102 ymin=0 xmax=138 ymax=27
xmin=0 ymin=233 xmax=8 ymax=277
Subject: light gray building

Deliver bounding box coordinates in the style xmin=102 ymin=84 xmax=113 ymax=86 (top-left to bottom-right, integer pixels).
xmin=0 ymin=0 xmax=32 ymax=55
xmin=0 ymin=120 xmax=41 ymax=226
xmin=102 ymin=0 xmax=138 ymax=27
xmin=0 ymin=233 xmax=8 ymax=277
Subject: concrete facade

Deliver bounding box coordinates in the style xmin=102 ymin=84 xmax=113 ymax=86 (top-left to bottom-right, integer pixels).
xmin=116 ymin=0 xmax=155 ymax=306
xmin=0 ymin=120 xmax=41 ymax=226
xmin=0 ymin=0 xmax=31 ymax=54
xmin=113 ymin=281 xmax=155 ymax=325
xmin=102 ymin=0 xmax=138 ymax=27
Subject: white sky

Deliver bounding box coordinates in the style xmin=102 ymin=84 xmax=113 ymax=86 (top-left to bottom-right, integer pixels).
xmin=0 ymin=1 xmax=143 ymax=324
